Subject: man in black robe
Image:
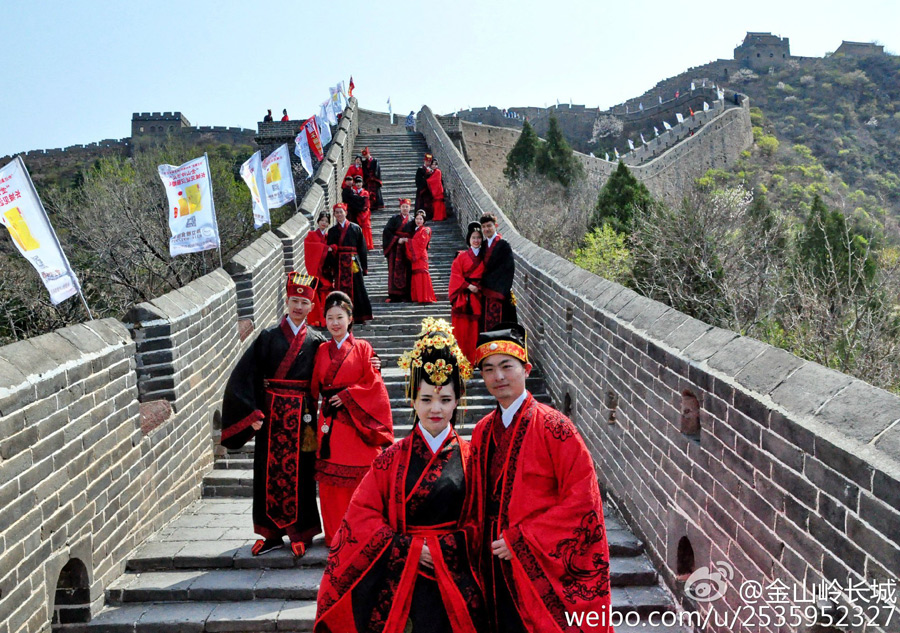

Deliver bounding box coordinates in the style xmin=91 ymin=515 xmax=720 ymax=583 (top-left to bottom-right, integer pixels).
xmin=323 ymin=203 xmax=373 ymax=322
xmin=220 ymin=273 xmax=326 ymax=558
xmin=345 ymin=175 xmax=369 ymax=226
xmin=381 ymin=198 xmax=414 ymax=303
xmin=414 ymin=153 xmax=433 ymax=214
xmin=479 ymin=213 xmax=517 ymax=330
xmin=360 ymin=147 xmax=384 ymax=211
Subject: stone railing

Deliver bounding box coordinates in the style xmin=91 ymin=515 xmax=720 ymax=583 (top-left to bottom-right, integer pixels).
xmin=417 ymin=104 xmax=900 ymax=631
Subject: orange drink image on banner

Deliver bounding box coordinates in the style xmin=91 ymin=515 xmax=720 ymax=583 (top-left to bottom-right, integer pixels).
xmin=266 ymin=162 xmax=281 ymax=184
xmin=3 ymin=207 xmax=41 ymax=251
xmin=185 ymin=184 xmax=203 ymax=213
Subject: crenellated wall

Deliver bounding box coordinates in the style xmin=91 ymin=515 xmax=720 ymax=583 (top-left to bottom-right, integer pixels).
xmin=418 ymin=104 xmax=900 ymax=632
xmin=0 ymin=99 xmax=359 ymax=633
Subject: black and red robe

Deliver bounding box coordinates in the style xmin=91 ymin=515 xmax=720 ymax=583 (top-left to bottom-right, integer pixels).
xmin=381 ymin=213 xmax=414 ymax=302
xmin=304 ymin=228 xmax=331 ymax=327
xmin=481 ymin=234 xmax=517 ymax=330
xmin=415 ymin=165 xmax=432 ymax=215
xmin=345 ymin=186 xmax=374 ymax=251
xmin=362 ymin=157 xmax=384 ymax=211
xmin=324 ymin=221 xmax=373 ymax=322
xmin=315 ymin=427 xmax=486 ymax=633
xmin=463 ymin=394 xmax=613 ymax=633
xmin=220 ymin=317 xmax=326 ymax=543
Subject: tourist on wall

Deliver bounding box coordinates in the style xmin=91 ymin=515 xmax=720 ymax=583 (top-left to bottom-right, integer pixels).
xmin=282 ymin=108 xmax=290 ymax=121
xmin=382 ymin=198 xmax=415 ymax=303
xmin=322 ymin=203 xmax=373 ymax=323
xmin=310 ymin=291 xmax=393 ymax=547
xmin=464 ymin=324 xmax=613 ymax=632
xmin=315 ymin=320 xmax=486 ymax=633
xmin=448 ymin=222 xmax=485 ymax=363
xmin=263 ymin=109 xmax=273 ymax=122
xmin=405 ymin=110 xmax=416 ymax=132
xmin=479 ymin=213 xmax=517 ymax=330
xmin=219 ymin=273 xmax=326 ymax=558
xmin=406 ymin=210 xmax=436 ymax=303
xmin=427 ymin=158 xmax=446 ymax=221
xmin=415 ymin=153 xmax=434 ymax=216
xmin=361 ymin=147 xmax=385 ymax=212
xmin=345 ymin=175 xmax=374 ymax=250
xmin=303 ymin=212 xmax=332 ymax=328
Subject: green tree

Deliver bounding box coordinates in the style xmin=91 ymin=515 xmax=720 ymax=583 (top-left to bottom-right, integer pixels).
xmin=534 ymin=116 xmax=584 ymax=188
xmin=590 ymin=161 xmax=653 ymax=233
xmin=573 ymin=225 xmax=632 ymax=284
xmin=504 ymin=120 xmax=540 ymax=182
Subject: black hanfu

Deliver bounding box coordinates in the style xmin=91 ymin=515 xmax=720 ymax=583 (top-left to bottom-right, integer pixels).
xmin=381 ymin=213 xmax=414 ymax=302
xmin=324 ymin=221 xmax=373 ymax=322
xmin=481 ymin=235 xmax=518 ymax=330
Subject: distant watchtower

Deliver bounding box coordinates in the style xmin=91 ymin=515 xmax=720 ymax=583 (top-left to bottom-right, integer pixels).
xmin=132 ymin=112 xmax=191 ymax=148
xmin=834 ymin=40 xmax=885 ymax=58
xmin=734 ymin=32 xmax=790 ymax=71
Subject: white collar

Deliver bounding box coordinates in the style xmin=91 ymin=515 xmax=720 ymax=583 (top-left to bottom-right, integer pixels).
xmin=471 ymin=246 xmax=480 ymax=256
xmin=418 ymin=423 xmax=452 ymax=454
xmin=319 ymin=228 xmax=327 ymax=236
xmin=500 ymin=390 xmax=528 ymax=428
xmin=339 ymin=220 xmax=347 ymax=228
xmin=287 ymin=317 xmax=306 ymax=336
xmin=334 ymin=332 xmax=350 ymax=349
xmin=486 ymin=234 xmax=498 ymax=247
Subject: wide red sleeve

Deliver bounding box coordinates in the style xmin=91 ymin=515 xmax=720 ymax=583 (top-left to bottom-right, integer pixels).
xmin=339 ymin=342 xmax=394 ymax=447
xmin=448 ymin=253 xmax=467 ymax=303
xmin=304 ymin=232 xmax=328 ymax=278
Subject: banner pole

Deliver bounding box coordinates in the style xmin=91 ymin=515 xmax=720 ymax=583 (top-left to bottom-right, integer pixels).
xmin=204 ymin=153 xmax=225 ymax=269
xmin=17 ymin=156 xmax=93 ymax=320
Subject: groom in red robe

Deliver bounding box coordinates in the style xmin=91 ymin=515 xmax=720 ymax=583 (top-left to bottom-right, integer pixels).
xmin=464 ymin=324 xmax=612 ymax=632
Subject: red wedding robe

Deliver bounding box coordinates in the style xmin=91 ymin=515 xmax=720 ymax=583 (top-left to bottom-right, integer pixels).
xmin=448 ymin=248 xmax=484 ymax=363
xmin=406 ymin=226 xmax=436 ymax=303
xmin=345 ymin=164 xmax=363 ymax=181
xmin=315 ymin=428 xmax=487 ymax=633
xmin=311 ymin=335 xmax=394 ymax=542
xmin=304 ymin=228 xmax=331 ymax=327
xmin=464 ymin=394 xmax=613 ymax=633
xmin=427 ymin=168 xmax=446 ymax=221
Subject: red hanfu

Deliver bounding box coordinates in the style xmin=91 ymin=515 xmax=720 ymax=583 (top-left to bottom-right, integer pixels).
xmin=315 ymin=427 xmax=487 ymax=633
xmin=311 ymin=334 xmax=393 ymax=544
xmin=345 ymin=164 xmax=363 ymax=182
xmin=464 ymin=394 xmax=613 ymax=633
xmin=448 ymin=248 xmax=484 ymax=363
xmin=406 ymin=226 xmax=436 ymax=303
xmin=427 ymin=168 xmax=446 ymax=221
xmin=304 ymin=228 xmax=331 ymax=327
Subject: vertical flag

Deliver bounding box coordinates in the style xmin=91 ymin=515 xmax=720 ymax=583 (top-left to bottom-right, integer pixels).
xmin=239 ymin=151 xmax=269 ymax=229
xmin=703 ymin=102 xmax=710 ymax=112
xmin=691 ymin=81 xmax=696 ymax=91
xmin=263 ymin=144 xmax=297 ymax=208
xmin=663 ymin=121 xmax=673 ymax=131
xmin=658 ymin=95 xmax=663 ymax=104
xmin=654 ymin=126 xmax=660 ymax=137
xmin=717 ymin=89 xmax=725 ymax=101
xmin=348 ymin=76 xmax=354 ymax=97
xmin=604 ymin=152 xmax=609 ymax=161
xmin=387 ymin=96 xmax=392 ymax=119
xmin=676 ymin=113 xmax=684 ymax=124
xmin=158 ymin=154 xmax=221 ymax=257
xmin=315 ymin=114 xmax=332 ymax=146
xmin=627 ymin=139 xmax=635 ymax=151
xmin=321 ymin=99 xmax=337 ymax=126
xmin=339 ymin=80 xmax=347 ymax=99
xmin=614 ymin=147 xmax=620 ymax=159
xmin=0 ymin=157 xmax=81 ymax=304
xmin=640 ymin=133 xmax=647 ymax=145
xmin=639 ymin=102 xmax=644 ymax=112
xmin=294 ymin=117 xmax=324 ymax=177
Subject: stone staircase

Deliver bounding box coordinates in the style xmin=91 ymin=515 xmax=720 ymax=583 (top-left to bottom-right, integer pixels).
xmin=60 ymin=131 xmax=688 ymax=632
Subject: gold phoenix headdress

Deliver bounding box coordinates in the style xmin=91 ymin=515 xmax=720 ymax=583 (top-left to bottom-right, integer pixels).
xmin=397 ymin=318 xmax=473 ymax=403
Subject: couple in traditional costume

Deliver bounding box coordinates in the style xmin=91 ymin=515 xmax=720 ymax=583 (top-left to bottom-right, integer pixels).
xmin=383 ymin=200 xmax=436 ymax=304
xmin=220 ymin=278 xmax=391 ymax=557
xmin=315 ymin=320 xmax=613 ymax=633
xmin=414 ymin=153 xmax=446 ymax=222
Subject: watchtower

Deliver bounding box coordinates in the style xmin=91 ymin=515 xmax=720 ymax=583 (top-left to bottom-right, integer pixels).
xmin=734 ymin=32 xmax=791 ymax=71
xmin=131 ymin=112 xmax=191 ymax=147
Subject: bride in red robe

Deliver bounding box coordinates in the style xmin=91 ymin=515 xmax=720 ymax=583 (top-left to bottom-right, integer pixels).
xmin=406 ymin=210 xmax=436 ymax=303
xmin=311 ymin=291 xmax=394 ymax=546
xmin=448 ymin=222 xmax=484 ymax=363
xmin=315 ymin=319 xmax=486 ymax=633
xmin=427 ymin=158 xmax=446 ymax=221
xmin=303 ymin=212 xmax=332 ymax=327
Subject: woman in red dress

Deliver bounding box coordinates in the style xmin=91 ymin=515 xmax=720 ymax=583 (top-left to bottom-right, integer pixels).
xmin=315 ymin=319 xmax=486 ymax=633
xmin=345 ymin=155 xmax=363 ymax=182
xmin=406 ymin=210 xmax=436 ymax=303
xmin=311 ymin=291 xmax=394 ymax=546
xmin=303 ymin=212 xmax=332 ymax=327
xmin=448 ymin=222 xmax=484 ymax=363
xmin=427 ymin=158 xmax=446 ymax=221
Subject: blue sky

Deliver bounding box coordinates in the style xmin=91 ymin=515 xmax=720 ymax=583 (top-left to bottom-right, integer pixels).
xmin=3 ymin=0 xmax=899 ymax=157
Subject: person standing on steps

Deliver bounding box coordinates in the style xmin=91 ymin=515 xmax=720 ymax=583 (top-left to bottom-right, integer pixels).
xmin=382 ymin=198 xmax=414 ymax=303
xmin=304 ymin=212 xmax=332 ymax=328
xmin=428 ymin=158 xmax=447 ymax=221
xmin=463 ymin=324 xmax=613 ymax=632
xmin=415 ymin=153 xmax=434 ymax=216
xmin=219 ymin=273 xmax=326 ymax=559
xmin=311 ymin=291 xmax=393 ymax=548
xmin=314 ymin=319 xmax=487 ymax=633
xmin=407 ymin=210 xmax=436 ymax=303
xmin=345 ymin=154 xmax=364 ymax=182
xmin=479 ymin=213 xmax=517 ymax=331
xmin=405 ymin=110 xmax=416 ymax=132
xmin=361 ymin=147 xmax=384 ymax=213
xmin=346 ymin=175 xmax=374 ymax=251
xmin=448 ymin=222 xmax=485 ymax=363
xmin=323 ymin=203 xmax=373 ymax=323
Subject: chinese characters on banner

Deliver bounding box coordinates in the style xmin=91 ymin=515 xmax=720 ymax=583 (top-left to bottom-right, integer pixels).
xmin=239 ymin=151 xmax=270 ymax=229
xmin=0 ymin=157 xmax=81 ymax=305
xmin=293 ymin=119 xmax=324 ymax=178
xmin=157 ymin=154 xmax=221 ymax=256
xmin=262 ymin=144 xmax=296 ymax=208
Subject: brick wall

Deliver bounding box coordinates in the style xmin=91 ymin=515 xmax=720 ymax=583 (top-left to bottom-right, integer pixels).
xmin=418 ymin=104 xmax=900 ymax=632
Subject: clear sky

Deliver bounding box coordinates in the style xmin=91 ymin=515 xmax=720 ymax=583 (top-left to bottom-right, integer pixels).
xmin=4 ymin=0 xmax=899 ymax=157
